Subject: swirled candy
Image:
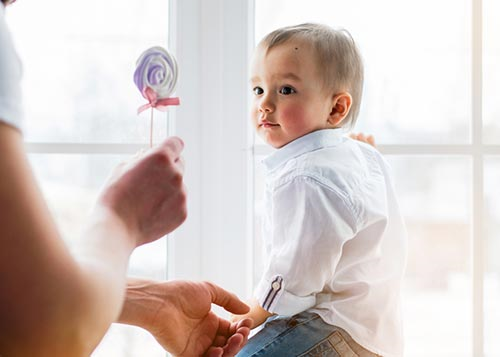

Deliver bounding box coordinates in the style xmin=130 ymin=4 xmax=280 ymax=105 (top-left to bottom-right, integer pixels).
xmin=134 ymin=46 xmax=180 ymax=114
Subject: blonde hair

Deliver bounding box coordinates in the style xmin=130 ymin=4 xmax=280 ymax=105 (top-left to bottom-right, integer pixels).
xmin=258 ymin=23 xmax=364 ymax=129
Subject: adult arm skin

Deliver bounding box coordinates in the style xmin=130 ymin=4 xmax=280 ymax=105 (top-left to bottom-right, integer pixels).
xmin=0 ymin=122 xmax=187 ymax=356
xmin=118 ymin=278 xmax=253 ymax=357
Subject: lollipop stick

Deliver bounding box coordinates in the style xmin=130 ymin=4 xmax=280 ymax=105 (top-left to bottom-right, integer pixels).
xmin=150 ymin=107 xmax=154 ymax=148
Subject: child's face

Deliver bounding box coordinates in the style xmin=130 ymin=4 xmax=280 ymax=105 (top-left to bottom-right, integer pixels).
xmin=250 ymin=40 xmax=334 ymax=148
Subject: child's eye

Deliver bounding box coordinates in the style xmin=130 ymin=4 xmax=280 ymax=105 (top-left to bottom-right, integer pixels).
xmin=279 ymin=86 xmax=296 ymax=95
xmin=253 ymin=87 xmax=264 ymax=95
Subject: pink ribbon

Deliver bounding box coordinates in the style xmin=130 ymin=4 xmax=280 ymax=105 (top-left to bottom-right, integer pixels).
xmin=137 ymin=87 xmax=180 ymax=114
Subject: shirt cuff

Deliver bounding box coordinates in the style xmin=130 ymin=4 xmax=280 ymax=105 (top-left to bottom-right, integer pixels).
xmin=254 ymin=275 xmax=317 ymax=316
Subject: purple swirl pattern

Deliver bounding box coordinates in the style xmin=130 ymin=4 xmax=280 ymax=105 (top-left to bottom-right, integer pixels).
xmin=134 ymin=46 xmax=178 ymax=99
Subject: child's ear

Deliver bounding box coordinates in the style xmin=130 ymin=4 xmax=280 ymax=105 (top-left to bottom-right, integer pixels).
xmin=327 ymin=93 xmax=352 ymax=127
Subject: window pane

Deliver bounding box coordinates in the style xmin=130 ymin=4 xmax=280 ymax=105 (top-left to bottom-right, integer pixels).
xmin=29 ymin=154 xmax=167 ymax=355
xmin=483 ymin=0 xmax=500 ymax=144
xmin=485 ymin=157 xmax=500 ymax=356
xmin=7 ymin=0 xmax=170 ymax=143
xmin=254 ymin=0 xmax=471 ymax=144
xmin=388 ymin=156 xmax=472 ymax=357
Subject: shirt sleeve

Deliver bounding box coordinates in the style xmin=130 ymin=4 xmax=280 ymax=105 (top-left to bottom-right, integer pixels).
xmin=254 ymin=175 xmax=357 ymax=316
xmin=0 ymin=5 xmax=23 ymax=131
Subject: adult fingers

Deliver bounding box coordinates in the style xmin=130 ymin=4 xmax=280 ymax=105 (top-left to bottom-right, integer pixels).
xmin=205 ymin=347 xmax=223 ymax=357
xmin=221 ymin=334 xmax=245 ymax=357
xmin=175 ymin=155 xmax=185 ymax=174
xmin=154 ymin=137 xmax=185 ymax=174
xmin=160 ymin=136 xmax=184 ymax=158
xmin=221 ymin=322 xmax=251 ymax=356
xmin=209 ymin=318 xmax=252 ymax=356
xmin=204 ymin=282 xmax=250 ymax=315
xmin=236 ymin=318 xmax=253 ymax=331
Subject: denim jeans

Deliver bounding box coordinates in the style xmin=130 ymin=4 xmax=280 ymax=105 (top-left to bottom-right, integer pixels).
xmin=236 ymin=311 xmax=380 ymax=357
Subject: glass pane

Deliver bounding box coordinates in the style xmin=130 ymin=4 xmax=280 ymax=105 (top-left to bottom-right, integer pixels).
xmin=29 ymin=154 xmax=167 ymax=355
xmin=254 ymin=0 xmax=471 ymax=144
xmin=7 ymin=0 xmax=171 ymax=143
xmin=483 ymin=0 xmax=500 ymax=144
xmin=388 ymin=156 xmax=472 ymax=357
xmin=485 ymin=157 xmax=500 ymax=357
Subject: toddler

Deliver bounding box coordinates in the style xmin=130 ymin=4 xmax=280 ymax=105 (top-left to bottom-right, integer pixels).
xmin=234 ymin=23 xmax=407 ymax=357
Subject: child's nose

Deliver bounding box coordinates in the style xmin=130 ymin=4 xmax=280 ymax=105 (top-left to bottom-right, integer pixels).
xmin=258 ymin=95 xmax=275 ymax=113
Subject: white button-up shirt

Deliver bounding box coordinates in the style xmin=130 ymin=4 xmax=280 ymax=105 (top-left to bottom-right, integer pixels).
xmin=0 ymin=4 xmax=23 ymax=130
xmin=254 ymin=129 xmax=407 ymax=357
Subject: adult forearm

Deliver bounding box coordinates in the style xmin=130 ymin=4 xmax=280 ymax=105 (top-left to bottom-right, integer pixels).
xmin=0 ymin=127 xmax=90 ymax=354
xmin=0 ymin=127 xmax=135 ymax=355
xmin=0 ymin=208 xmax=136 ymax=356
xmin=70 ymin=207 xmax=137 ymax=341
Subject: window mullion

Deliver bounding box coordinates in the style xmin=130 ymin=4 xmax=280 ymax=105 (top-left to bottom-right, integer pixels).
xmin=472 ymin=0 xmax=484 ymax=355
xmin=24 ymin=142 xmax=145 ymax=155
xmin=167 ymin=0 xmax=253 ymax=300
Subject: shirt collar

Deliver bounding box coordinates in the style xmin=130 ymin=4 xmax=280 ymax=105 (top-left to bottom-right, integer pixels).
xmin=263 ymin=129 xmax=345 ymax=172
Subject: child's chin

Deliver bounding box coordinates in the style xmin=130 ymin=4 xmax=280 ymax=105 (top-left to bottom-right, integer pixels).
xmin=264 ymin=138 xmax=283 ymax=148
xmin=270 ymin=141 xmax=288 ymax=149
xmin=259 ymin=132 xmax=291 ymax=149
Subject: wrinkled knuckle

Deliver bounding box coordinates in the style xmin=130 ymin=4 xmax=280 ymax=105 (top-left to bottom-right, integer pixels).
xmin=151 ymin=149 xmax=174 ymax=167
xmin=202 ymin=280 xmax=215 ymax=290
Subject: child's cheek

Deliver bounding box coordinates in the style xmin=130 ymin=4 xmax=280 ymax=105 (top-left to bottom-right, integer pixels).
xmin=281 ymin=104 xmax=307 ymax=131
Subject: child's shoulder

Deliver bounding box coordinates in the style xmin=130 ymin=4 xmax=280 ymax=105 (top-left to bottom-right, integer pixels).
xmin=286 ymin=140 xmax=388 ymax=190
xmin=278 ymin=149 xmax=354 ymax=191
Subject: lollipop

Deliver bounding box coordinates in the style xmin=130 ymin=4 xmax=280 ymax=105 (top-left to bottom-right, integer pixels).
xmin=134 ymin=46 xmax=180 ymax=147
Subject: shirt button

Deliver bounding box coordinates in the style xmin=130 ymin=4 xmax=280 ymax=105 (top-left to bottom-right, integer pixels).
xmin=272 ymin=282 xmax=281 ymax=290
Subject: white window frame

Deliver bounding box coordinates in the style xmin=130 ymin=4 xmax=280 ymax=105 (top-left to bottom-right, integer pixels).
xmin=166 ymin=0 xmax=255 ymax=299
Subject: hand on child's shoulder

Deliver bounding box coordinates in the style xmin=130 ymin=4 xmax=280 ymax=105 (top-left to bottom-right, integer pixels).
xmin=349 ymin=132 xmax=376 ymax=148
